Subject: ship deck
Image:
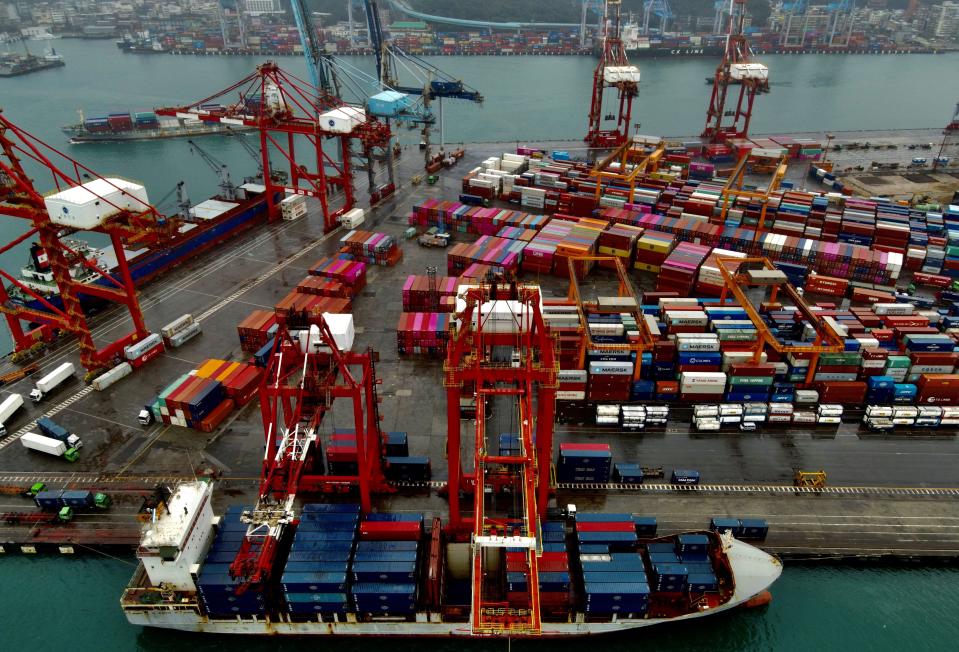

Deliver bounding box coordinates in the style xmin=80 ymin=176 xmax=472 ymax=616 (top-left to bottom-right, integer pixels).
xmin=1 ymin=128 xmax=958 ymax=560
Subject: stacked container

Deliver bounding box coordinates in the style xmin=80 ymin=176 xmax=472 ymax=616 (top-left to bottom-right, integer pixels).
xmin=575 ymin=512 xmax=639 ymax=551
xmin=148 ymin=375 xmax=231 ymax=430
xmin=557 ymin=443 xmax=612 ymax=483
xmin=237 ymin=309 xmax=277 ymax=353
xmin=309 ymin=255 xmax=368 ymax=294
xmin=283 ymin=503 xmax=360 ymax=617
xmin=580 ymin=548 xmax=650 ymax=616
xmin=447 ymin=236 xmax=525 ymax=275
xmin=296 ymin=276 xmax=352 ymax=299
xmin=396 ymin=313 xmax=451 ymax=357
xmin=726 ymin=363 xmax=776 ymax=403
xmin=326 ymin=428 xmax=360 ymax=476
xmin=197 ymin=507 xmax=265 ymax=618
xmin=656 ymin=242 xmax=712 ymax=294
xmin=598 ymin=222 xmax=644 ymax=261
xmin=352 ymin=514 xmax=422 ymax=615
xmin=402 ymin=275 xmax=459 ymax=312
xmin=195 ymin=359 xmax=264 ymax=407
xmin=339 ymin=230 xmax=402 ymax=267
xmin=275 ymin=291 xmax=351 ymax=322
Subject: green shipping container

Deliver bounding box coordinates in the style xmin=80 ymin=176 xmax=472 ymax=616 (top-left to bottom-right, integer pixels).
xmin=885 ymin=356 xmax=911 ymax=369
xmin=717 ymin=330 xmax=758 ymax=341
xmin=820 ymin=353 xmax=862 ymax=365
xmin=728 ymin=376 xmax=775 ymax=387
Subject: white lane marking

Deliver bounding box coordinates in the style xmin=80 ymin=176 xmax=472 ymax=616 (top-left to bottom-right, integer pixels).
xmin=0 ymin=385 xmax=95 ymax=451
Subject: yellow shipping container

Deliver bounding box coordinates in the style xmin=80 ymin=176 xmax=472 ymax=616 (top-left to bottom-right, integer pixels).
xmin=197 ymin=359 xmax=228 ymax=378
xmin=216 ymin=362 xmax=241 ymax=382
xmin=637 ymin=240 xmax=672 ymax=253
xmin=598 ymin=246 xmax=631 ymax=258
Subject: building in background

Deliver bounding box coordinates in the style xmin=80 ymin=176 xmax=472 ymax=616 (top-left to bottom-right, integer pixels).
xmin=244 ymin=0 xmax=282 ymax=16
xmin=927 ymin=1 xmax=959 ymax=41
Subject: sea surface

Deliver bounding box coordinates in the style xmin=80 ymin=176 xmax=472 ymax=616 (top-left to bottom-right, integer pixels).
xmin=1 ymin=554 xmax=959 ymax=651
xmin=1 ymin=40 xmax=959 ymax=649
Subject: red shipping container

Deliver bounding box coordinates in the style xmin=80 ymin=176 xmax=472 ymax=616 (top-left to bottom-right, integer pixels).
xmin=656 ymin=381 xmax=679 ymax=395
xmin=575 ymin=521 xmax=635 ymax=533
xmin=559 ymin=443 xmax=612 ymax=451
xmin=816 ymin=381 xmax=867 ymax=404
xmin=909 ymin=352 xmax=959 ymax=366
xmin=883 ymin=316 xmax=930 ymax=328
xmin=327 ymin=445 xmax=358 ymax=462
xmin=359 ymin=520 xmax=422 ymax=541
xmin=728 ymin=363 xmax=778 ymax=377
xmin=130 ymin=341 xmax=165 ymax=369
xmin=198 ymin=399 xmax=235 ymax=433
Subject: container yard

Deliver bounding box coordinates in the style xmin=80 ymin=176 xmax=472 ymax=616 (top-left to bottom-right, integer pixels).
xmin=0 ymin=0 xmax=958 ymax=642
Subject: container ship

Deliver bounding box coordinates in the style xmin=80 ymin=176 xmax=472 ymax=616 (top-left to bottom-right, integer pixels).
xmin=121 ymin=481 xmax=781 ymax=636
xmin=622 ymin=30 xmax=726 ymax=58
xmin=116 ymin=33 xmax=168 ymax=54
xmin=62 ymin=111 xmax=253 ymax=143
xmin=9 ymin=181 xmax=275 ymax=314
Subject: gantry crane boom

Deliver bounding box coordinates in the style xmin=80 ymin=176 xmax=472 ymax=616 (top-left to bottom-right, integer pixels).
xmin=230 ymin=315 xmax=392 ymax=592
xmin=702 ymin=0 xmax=769 ymax=143
xmin=586 ymin=1 xmax=640 ymax=149
xmin=155 ymin=63 xmax=393 ymax=231
xmin=290 ymin=0 xmax=338 ymax=97
xmin=0 ymin=111 xmax=173 ymax=373
xmin=443 ymin=280 xmax=557 ymax=634
xmin=188 ymin=139 xmax=236 ymax=200
xmin=364 ymin=0 xmax=482 ymax=168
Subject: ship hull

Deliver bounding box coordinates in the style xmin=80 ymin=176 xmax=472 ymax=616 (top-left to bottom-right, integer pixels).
xmin=0 ymin=59 xmax=65 ymax=77
xmin=124 ymin=539 xmax=781 ymax=637
xmin=626 ymin=46 xmax=725 ymax=58
xmin=14 ymin=192 xmax=273 ymax=315
xmin=63 ymin=123 xmax=254 ymax=143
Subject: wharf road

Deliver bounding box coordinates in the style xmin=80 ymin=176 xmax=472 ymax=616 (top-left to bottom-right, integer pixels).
xmin=0 ymin=131 xmax=957 ymax=556
xmin=2 ymin=471 xmax=958 ymax=560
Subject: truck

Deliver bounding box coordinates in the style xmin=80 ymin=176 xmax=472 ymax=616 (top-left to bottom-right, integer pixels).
xmin=29 ymin=362 xmax=75 ymax=402
xmin=35 ymin=489 xmax=110 ymax=511
xmin=0 ymin=392 xmax=24 ymax=436
xmin=20 ymin=432 xmax=79 ymax=462
xmin=4 ymin=507 xmax=73 ymax=525
xmin=92 ymin=362 xmax=133 ymax=391
xmin=418 ymin=227 xmax=451 ymax=248
xmin=671 ymin=469 xmax=701 ymax=485
xmin=123 ymin=333 xmax=165 ymax=369
xmin=339 ymin=207 xmax=365 ymax=228
xmin=36 ymin=417 xmax=82 ymax=450
xmin=138 ymin=404 xmax=155 ymax=426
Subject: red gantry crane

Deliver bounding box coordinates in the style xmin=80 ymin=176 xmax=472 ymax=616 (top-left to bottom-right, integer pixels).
xmin=443 ymin=279 xmax=557 ymax=635
xmin=155 ymin=62 xmax=393 ymax=232
xmin=0 ymin=111 xmax=172 ymax=373
xmin=702 ymin=0 xmax=769 ymax=143
xmin=229 ymin=311 xmax=391 ymax=591
xmin=585 ymin=0 xmax=640 ymax=149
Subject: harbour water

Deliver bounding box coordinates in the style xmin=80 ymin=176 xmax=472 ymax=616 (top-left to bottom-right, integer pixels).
xmin=0 ymin=39 xmax=956 ymax=295
xmin=2 ymin=554 xmax=959 ymax=650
